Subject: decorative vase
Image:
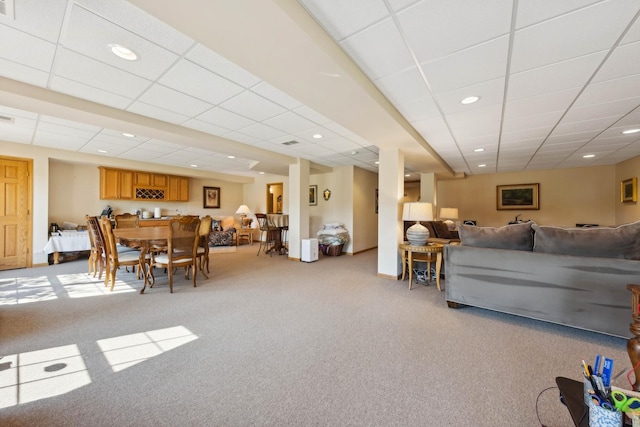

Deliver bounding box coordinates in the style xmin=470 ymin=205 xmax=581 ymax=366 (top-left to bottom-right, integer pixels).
xmin=406 ymin=222 xmax=429 ymax=246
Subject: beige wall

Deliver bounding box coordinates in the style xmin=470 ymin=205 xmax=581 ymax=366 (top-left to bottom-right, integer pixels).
xmin=436 ymin=165 xmax=619 ymax=227
xmin=353 ymin=166 xmax=378 ymax=253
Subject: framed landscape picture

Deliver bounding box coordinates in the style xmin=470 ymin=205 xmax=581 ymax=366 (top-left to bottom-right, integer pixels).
xmin=309 ymin=185 xmax=317 ymax=206
xmin=621 ymin=177 xmax=637 ymax=203
xmin=497 ymin=183 xmax=539 ymax=210
xmin=203 ymin=186 xmax=220 ymax=208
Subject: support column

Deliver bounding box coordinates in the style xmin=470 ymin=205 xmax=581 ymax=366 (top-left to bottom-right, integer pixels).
xmin=377 ymin=148 xmax=404 ymax=279
xmin=288 ymin=158 xmax=310 ymax=260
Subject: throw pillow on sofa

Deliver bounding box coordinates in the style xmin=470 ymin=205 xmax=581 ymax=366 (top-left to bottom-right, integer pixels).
xmin=532 ymin=221 xmax=640 ymax=259
xmin=457 ymin=221 xmax=535 ymax=251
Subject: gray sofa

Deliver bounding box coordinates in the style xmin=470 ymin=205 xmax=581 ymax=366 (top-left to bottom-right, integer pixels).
xmin=444 ymin=221 xmax=640 ymax=338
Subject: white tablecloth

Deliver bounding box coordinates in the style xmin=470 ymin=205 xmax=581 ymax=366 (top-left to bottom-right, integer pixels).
xmin=267 ymin=214 xmax=288 ymax=227
xmin=43 ymin=231 xmax=91 ymax=254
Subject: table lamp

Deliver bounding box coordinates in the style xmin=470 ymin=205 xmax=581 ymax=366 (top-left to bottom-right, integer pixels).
xmin=439 ymin=207 xmax=459 ymax=231
xmin=402 ymin=202 xmax=433 ymax=246
xmin=235 ymin=204 xmax=252 ymax=228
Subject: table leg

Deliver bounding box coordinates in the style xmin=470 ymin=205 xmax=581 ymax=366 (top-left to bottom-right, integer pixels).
xmin=408 ymin=251 xmax=413 ymax=290
xmin=139 ymin=242 xmax=150 ymax=294
xmin=53 ymin=252 xmax=60 ymax=264
xmin=401 ymin=249 xmax=407 ymax=281
xmin=435 ymin=251 xmax=442 ymax=291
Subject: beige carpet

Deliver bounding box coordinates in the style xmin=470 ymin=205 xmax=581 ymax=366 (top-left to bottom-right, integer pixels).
xmin=209 ymin=245 xmax=237 ymax=254
xmin=0 ymin=244 xmax=629 ymax=426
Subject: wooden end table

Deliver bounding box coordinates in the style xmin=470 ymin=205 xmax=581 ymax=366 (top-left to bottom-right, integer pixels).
xmin=399 ymin=242 xmax=444 ymax=291
xmin=236 ymin=228 xmax=253 ymax=246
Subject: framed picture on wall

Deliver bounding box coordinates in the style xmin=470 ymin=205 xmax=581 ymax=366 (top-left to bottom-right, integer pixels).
xmin=497 ymin=183 xmax=539 ymax=210
xmin=203 ymin=186 xmax=220 ymax=208
xmin=621 ymin=177 xmax=637 ymax=203
xmin=309 ymin=185 xmax=317 ymax=206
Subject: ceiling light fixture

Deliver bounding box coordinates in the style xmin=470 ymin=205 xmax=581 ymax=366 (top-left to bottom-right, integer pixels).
xmin=474 ymin=148 xmax=484 ymax=152
xmin=312 ymin=134 xmax=323 ymax=139
xmin=259 ymin=172 xmax=265 ymax=175
xmin=227 ymin=155 xmax=235 ymax=159
xmin=108 ymin=44 xmax=138 ymax=61
xmin=190 ymin=164 xmax=198 ymax=168
xmin=122 ymin=132 xmax=135 ymax=138
xmin=478 ymin=164 xmax=486 ymax=168
xmin=583 ymin=154 xmax=595 ymax=158
xmin=623 ymin=128 xmax=640 ymax=135
xmin=405 ymin=174 xmax=411 ymax=177
xmin=374 ymin=161 xmax=379 ymax=165
xmin=98 ymin=149 xmax=108 ymax=153
xmin=460 ymin=96 xmax=480 ymax=105
xmin=351 ymin=151 xmax=358 ymax=155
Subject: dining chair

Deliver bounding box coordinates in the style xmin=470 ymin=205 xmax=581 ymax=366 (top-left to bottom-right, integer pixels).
xmin=86 ymin=215 xmax=107 ymax=279
xmin=196 ymin=215 xmax=212 ymax=276
xmin=148 ymin=216 xmax=201 ymax=293
xmin=255 ymin=213 xmax=276 ymax=256
xmin=114 ymin=213 xmax=139 ymax=228
xmin=100 ymin=217 xmax=148 ymax=291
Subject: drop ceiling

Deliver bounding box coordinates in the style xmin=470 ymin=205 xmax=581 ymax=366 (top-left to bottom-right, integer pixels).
xmin=0 ymin=0 xmax=639 ymax=181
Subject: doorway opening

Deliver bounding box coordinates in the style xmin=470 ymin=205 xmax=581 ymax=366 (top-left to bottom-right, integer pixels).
xmin=266 ymin=183 xmax=283 ymax=214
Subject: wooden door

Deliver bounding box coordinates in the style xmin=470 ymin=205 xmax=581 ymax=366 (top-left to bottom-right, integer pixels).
xmin=0 ymin=157 xmax=31 ymax=270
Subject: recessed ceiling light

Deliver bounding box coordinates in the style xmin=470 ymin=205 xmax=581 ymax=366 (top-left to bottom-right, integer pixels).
xmin=227 ymin=155 xmax=235 ymax=159
xmin=623 ymin=128 xmax=640 ymax=135
xmin=351 ymin=151 xmax=358 ymax=155
xmin=259 ymin=172 xmax=265 ymax=175
xmin=374 ymin=161 xmax=379 ymax=165
xmin=98 ymin=149 xmax=108 ymax=154
xmin=108 ymin=44 xmax=138 ymax=61
xmin=405 ymin=174 xmax=411 ymax=177
xmin=190 ymin=164 xmax=198 ymax=168
xmin=461 ymin=96 xmax=480 ymax=105
xmin=583 ymin=154 xmax=595 ymax=158
xmin=474 ymin=148 xmax=484 ymax=152
xmin=122 ymin=132 xmax=135 ymax=138
xmin=312 ymin=134 xmax=323 ymax=139
xmin=478 ymin=164 xmax=486 ymax=168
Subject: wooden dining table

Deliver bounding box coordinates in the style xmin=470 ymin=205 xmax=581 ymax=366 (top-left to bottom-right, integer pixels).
xmin=266 ymin=214 xmax=288 ymax=255
xmin=113 ymin=226 xmax=168 ymax=293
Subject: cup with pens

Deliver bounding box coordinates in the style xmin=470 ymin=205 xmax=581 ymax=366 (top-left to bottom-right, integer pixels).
xmin=583 ymin=356 xmax=625 ymax=427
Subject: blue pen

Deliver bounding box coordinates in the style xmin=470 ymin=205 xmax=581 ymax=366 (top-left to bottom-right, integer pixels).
xmin=602 ymin=358 xmax=614 ymax=387
xmin=594 ymin=354 xmax=602 ymax=376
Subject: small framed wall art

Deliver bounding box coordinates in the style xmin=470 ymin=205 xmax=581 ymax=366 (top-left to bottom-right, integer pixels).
xmin=309 ymin=185 xmax=317 ymax=206
xmin=621 ymin=177 xmax=637 ymax=203
xmin=497 ymin=183 xmax=539 ymax=210
xmin=203 ymin=186 xmax=221 ymax=208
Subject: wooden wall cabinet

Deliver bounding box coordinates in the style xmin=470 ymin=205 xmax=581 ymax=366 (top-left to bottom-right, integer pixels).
xmin=166 ymin=176 xmax=189 ymax=201
xmin=100 ymin=167 xmax=189 ymax=201
xmin=100 ymin=167 xmax=133 ymax=200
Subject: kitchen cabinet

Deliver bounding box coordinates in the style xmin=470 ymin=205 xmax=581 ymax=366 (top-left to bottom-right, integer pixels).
xmin=100 ymin=167 xmax=133 ymax=200
xmin=166 ymin=176 xmax=189 ymax=201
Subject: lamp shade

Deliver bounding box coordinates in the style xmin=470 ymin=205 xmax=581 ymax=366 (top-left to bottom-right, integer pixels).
xmin=402 ymin=202 xmax=433 ymax=222
xmin=402 ymin=202 xmax=433 ymax=246
xmin=235 ymin=205 xmax=252 ymax=215
xmin=439 ymin=207 xmax=458 ymax=219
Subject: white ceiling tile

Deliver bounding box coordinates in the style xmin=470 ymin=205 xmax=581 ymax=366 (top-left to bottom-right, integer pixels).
xmin=434 ymin=78 xmax=505 ymax=115
xmin=37 ymin=119 xmax=99 ymax=137
xmin=186 ymin=44 xmax=260 ymax=89
xmin=196 ymin=107 xmax=255 ymax=131
xmin=511 ymin=1 xmax=640 ymax=73
xmin=263 ymin=112 xmax=316 ymax=133
xmin=127 ymin=101 xmax=190 ymax=125
xmin=1 ymin=0 xmax=67 ymax=41
xmin=422 ymin=36 xmax=509 ymax=94
xmin=373 ymin=67 xmax=429 ymax=105
xmin=159 ymin=60 xmax=245 ymax=105
xmin=546 ymin=131 xmax=600 ymax=144
xmin=396 ymin=96 xmax=440 ymax=122
xmin=32 ymin=131 xmax=88 ymax=150
xmin=340 ymin=18 xmax=414 ymax=80
xmin=80 ymin=141 xmax=132 ymax=156
xmin=501 ymin=127 xmax=551 ymax=144
xmin=182 ymin=119 xmax=231 ymax=136
xmin=75 ymin=0 xmax=194 ymax=54
xmin=298 ymin=0 xmax=389 ymax=41
xmin=445 ymin=103 xmax=502 ymax=130
xmin=515 ymin=0 xmax=602 ymax=29
xmin=0 ymin=25 xmax=56 ymax=71
xmin=49 ymin=76 xmax=134 ymax=109
xmin=0 ymin=58 xmax=49 ymax=86
xmin=294 ymin=126 xmax=340 ymax=143
xmin=593 ymin=41 xmax=640 ymax=83
xmin=62 ymin=5 xmax=181 ymax=80
xmin=397 ymin=0 xmax=512 ymax=62
xmin=508 ymin=51 xmax=606 ymax=101
xmin=138 ymin=84 xmax=212 ymax=117
xmin=0 ymin=124 xmax=35 ymax=144
xmin=251 ymin=83 xmax=305 ymax=110
xmin=53 ymin=48 xmax=151 ymax=98
xmin=613 ymin=109 xmax=640 ymax=127
xmin=237 ymin=123 xmax=286 ymax=141
xmin=502 ymin=110 xmax=565 ymax=133
xmin=220 ymin=91 xmax=287 ymax=122
xmin=562 ymin=97 xmax=640 ymax=124
xmin=292 ymin=106 xmax=331 ymax=125
xmin=621 ymin=11 xmax=640 ymax=44
xmin=504 ymin=87 xmax=580 ymax=118
xmin=575 ymin=74 xmax=640 ymax=107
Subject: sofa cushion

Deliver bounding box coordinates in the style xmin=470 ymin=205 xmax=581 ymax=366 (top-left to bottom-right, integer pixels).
xmin=458 ymin=221 xmax=534 ymax=251
xmin=532 ymin=222 xmax=640 ymax=259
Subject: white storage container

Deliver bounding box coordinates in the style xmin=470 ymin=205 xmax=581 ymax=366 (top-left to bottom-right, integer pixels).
xmin=301 ymin=238 xmax=318 ymax=262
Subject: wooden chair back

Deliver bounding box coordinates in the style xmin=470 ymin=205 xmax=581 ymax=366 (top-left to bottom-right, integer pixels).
xmin=114 ymin=213 xmax=139 ymax=228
